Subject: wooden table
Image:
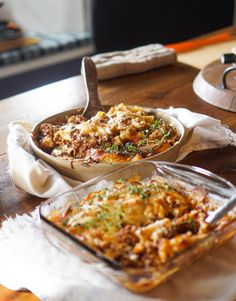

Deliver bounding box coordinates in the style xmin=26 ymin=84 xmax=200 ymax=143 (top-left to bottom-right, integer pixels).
xmin=0 ymin=40 xmax=236 ymax=301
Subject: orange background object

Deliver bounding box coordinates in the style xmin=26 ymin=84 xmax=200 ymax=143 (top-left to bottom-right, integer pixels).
xmin=166 ymin=32 xmax=233 ymax=53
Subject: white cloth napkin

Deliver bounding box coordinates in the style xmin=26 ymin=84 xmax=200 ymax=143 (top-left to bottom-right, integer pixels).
xmin=7 ymin=121 xmax=78 ymax=198
xmin=7 ymin=108 xmax=236 ymax=199
xmin=0 ymin=210 xmax=236 ymax=301
xmin=91 ymin=44 xmax=176 ymax=80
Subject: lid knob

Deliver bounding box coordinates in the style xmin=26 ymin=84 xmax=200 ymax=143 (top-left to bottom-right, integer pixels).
xmin=221 ymin=53 xmax=236 ymax=64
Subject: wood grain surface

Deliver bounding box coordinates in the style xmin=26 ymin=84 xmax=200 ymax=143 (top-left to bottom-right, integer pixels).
xmin=0 ymin=55 xmax=236 ymax=300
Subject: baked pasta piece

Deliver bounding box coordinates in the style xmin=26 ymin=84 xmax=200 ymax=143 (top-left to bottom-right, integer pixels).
xmin=37 ymin=103 xmax=180 ymax=164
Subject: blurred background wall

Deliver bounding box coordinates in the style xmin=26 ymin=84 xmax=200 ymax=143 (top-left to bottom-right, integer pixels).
xmin=0 ymin=0 xmax=93 ymax=99
xmin=92 ymin=0 xmax=235 ymax=53
xmin=2 ymin=0 xmax=236 ymax=53
xmin=6 ymin=0 xmax=92 ymax=32
xmin=0 ymin=0 xmax=236 ymax=99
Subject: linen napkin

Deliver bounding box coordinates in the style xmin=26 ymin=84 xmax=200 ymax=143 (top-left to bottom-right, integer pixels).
xmin=7 ymin=121 xmax=76 ymax=198
xmin=7 ymin=108 xmax=236 ymax=198
xmin=91 ymin=44 xmax=176 ymax=80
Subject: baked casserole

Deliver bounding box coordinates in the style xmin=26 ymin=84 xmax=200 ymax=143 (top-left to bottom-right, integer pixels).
xmin=36 ymin=103 xmax=180 ymax=164
xmin=39 ymin=161 xmax=236 ymax=292
xmin=47 ymin=173 xmax=233 ymax=268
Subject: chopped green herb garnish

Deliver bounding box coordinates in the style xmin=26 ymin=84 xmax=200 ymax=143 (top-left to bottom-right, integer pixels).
xmin=151 ymin=119 xmax=162 ymax=131
xmin=102 ymin=143 xmax=120 ymax=153
xmin=124 ymin=142 xmax=137 ymax=153
xmin=110 ymin=143 xmax=119 ymax=152
xmin=97 ymin=203 xmax=124 ymax=231
xmin=62 ymin=219 xmax=69 ymax=227
xmin=138 ymin=139 xmax=147 ymax=146
xmin=80 ymin=219 xmax=97 ymax=229
xmin=163 ymin=183 xmax=172 ymax=190
xmin=117 ymin=178 xmax=126 ymax=184
xmin=126 ymin=183 xmax=151 ymax=200
xmin=187 ymin=217 xmax=199 ymax=233
xmin=163 ymin=129 xmax=172 ymax=139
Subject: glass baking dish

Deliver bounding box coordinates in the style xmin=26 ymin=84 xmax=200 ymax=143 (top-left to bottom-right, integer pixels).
xmin=38 ymin=161 xmax=236 ymax=293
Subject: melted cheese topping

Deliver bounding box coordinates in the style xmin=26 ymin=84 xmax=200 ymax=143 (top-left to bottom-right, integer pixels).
xmin=47 ymin=175 xmax=230 ymax=268
xmin=37 ymin=103 xmax=180 ymax=163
